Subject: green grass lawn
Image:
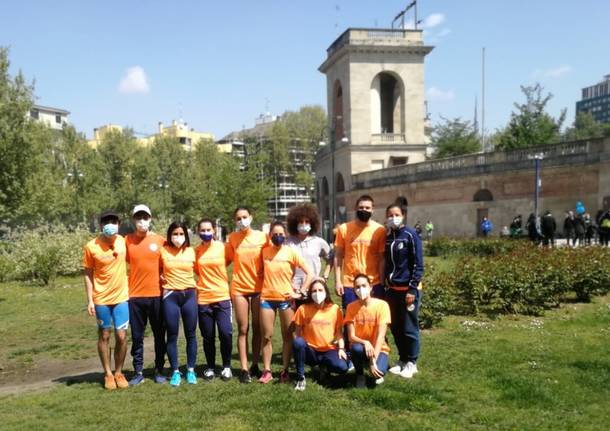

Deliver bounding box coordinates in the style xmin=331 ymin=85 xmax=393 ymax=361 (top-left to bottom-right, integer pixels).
xmin=1 ymin=276 xmax=609 ymax=430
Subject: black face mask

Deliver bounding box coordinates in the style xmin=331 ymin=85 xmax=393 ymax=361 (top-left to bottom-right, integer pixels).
xmin=356 ymin=210 xmax=372 ymax=222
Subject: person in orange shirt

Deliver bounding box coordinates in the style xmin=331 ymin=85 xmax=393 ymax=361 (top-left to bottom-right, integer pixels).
xmin=83 ymin=209 xmax=130 ymax=390
xmin=259 ymin=221 xmax=313 ymax=384
xmin=160 ymin=221 xmax=198 ymax=387
xmin=292 ymin=278 xmax=349 ymax=391
xmin=344 ymin=273 xmax=391 ymax=388
xmin=125 ymin=204 xmax=167 ymax=386
xmin=225 ymin=207 xmax=269 ymax=383
xmin=194 ymin=218 xmax=232 ymax=381
xmin=335 ymin=195 xmax=386 ymax=309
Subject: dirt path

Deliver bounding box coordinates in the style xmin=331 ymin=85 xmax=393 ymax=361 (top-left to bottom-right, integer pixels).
xmin=0 ymin=338 xmax=157 ymax=397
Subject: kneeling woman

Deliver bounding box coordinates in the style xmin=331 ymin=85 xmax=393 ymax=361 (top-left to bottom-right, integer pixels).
xmin=344 ymin=273 xmax=391 ymax=388
xmin=292 ymin=278 xmax=349 ymax=391
xmin=259 ymin=221 xmax=312 ymax=384
xmin=160 ymin=222 xmax=198 ymax=386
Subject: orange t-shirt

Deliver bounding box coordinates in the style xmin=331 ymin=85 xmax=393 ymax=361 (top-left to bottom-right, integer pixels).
xmin=225 ymin=229 xmax=269 ymax=295
xmin=335 ymin=220 xmax=386 ymax=286
xmin=83 ymin=235 xmax=129 ymax=305
xmin=160 ymin=245 xmax=196 ymax=291
xmin=125 ymin=232 xmax=165 ymax=298
xmin=293 ymin=303 xmax=343 ymax=352
xmin=344 ymin=298 xmax=391 ymax=353
xmin=195 ymin=241 xmax=230 ymax=305
xmin=261 ymin=246 xmax=307 ymax=301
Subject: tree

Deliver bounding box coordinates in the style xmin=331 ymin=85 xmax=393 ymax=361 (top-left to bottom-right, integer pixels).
xmin=431 ymin=117 xmax=481 ymax=158
xmin=496 ymin=83 xmax=565 ymax=150
xmin=563 ymin=111 xmax=610 ymax=141
xmin=0 ymin=47 xmax=37 ymax=224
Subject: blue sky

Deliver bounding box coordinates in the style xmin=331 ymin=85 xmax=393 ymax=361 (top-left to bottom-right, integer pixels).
xmin=2 ymin=0 xmax=609 ymax=139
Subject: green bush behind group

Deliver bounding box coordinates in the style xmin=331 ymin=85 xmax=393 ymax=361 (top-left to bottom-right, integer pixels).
xmin=3 ymin=228 xmax=609 ymax=329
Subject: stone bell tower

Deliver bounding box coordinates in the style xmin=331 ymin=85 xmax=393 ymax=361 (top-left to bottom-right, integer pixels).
xmin=315 ymin=28 xmax=433 ymax=228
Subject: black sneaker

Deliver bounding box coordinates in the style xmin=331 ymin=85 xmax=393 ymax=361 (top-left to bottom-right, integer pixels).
xmin=249 ymin=364 xmax=262 ymax=378
xmin=240 ymin=369 xmax=252 ymax=384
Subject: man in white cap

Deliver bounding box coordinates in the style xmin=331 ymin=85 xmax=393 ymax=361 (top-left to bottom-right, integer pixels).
xmin=125 ymin=204 xmax=168 ymax=385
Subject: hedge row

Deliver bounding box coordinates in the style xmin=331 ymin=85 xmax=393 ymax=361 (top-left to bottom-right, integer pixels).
xmin=420 ymin=244 xmax=610 ymax=327
xmin=425 ymin=236 xmax=526 ymax=257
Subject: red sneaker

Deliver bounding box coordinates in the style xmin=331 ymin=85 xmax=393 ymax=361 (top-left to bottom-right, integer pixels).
xmin=279 ymin=370 xmax=290 ymax=383
xmin=258 ymin=370 xmax=273 ymax=384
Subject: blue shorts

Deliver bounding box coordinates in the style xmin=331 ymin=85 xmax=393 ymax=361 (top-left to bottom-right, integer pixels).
xmin=95 ymin=301 xmax=129 ymax=330
xmin=260 ymin=299 xmax=291 ymax=311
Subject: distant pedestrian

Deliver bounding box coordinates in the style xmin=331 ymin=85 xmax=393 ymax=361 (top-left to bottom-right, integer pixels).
xmin=563 ymin=211 xmax=576 ymax=247
xmin=574 ymin=214 xmax=585 ymax=247
xmin=425 ymin=220 xmax=434 ymax=240
xmin=526 ymin=213 xmax=540 ymax=244
xmin=414 ymin=221 xmax=423 ymax=239
xmin=583 ymin=213 xmax=596 ymax=246
xmin=509 ymin=215 xmax=522 ymax=238
xmin=598 ymin=209 xmax=610 ymax=247
xmin=541 ymin=210 xmax=557 ymax=247
xmin=480 ymin=217 xmax=493 ymax=237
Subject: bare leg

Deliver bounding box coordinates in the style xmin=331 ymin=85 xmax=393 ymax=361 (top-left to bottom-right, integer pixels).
xmin=97 ymin=329 xmax=113 ymax=376
xmin=232 ymin=295 xmax=250 ymax=371
xmin=279 ymin=308 xmax=295 ymax=371
xmin=260 ymin=307 xmax=276 ymax=371
xmin=250 ymin=295 xmax=262 ymax=367
xmin=114 ymin=329 xmax=128 ymax=373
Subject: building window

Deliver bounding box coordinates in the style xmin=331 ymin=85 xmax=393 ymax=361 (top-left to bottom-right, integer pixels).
xmin=30 ymin=109 xmax=39 ymax=119
xmin=389 ymin=156 xmax=408 ymax=167
xmin=55 ymin=114 xmax=61 ymax=124
xmin=336 ymin=172 xmax=345 ymax=193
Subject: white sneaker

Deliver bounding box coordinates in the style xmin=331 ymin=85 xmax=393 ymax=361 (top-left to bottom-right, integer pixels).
xmin=203 ymin=368 xmax=215 ymax=380
xmin=356 ymin=375 xmax=366 ymax=388
xmin=294 ymin=378 xmax=306 ymax=391
xmin=389 ymin=361 xmax=405 ymax=375
xmin=375 ymin=376 xmax=384 ymax=385
xmin=220 ymin=367 xmax=232 ymax=381
xmin=400 ymin=361 xmax=418 ymax=379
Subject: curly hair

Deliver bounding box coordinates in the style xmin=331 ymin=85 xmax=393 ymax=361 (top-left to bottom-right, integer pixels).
xmin=286 ymin=203 xmax=321 ymax=236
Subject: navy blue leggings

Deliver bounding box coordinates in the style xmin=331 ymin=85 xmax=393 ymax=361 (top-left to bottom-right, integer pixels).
xmin=387 ymin=288 xmax=421 ymax=363
xmin=198 ymin=300 xmax=233 ymax=368
xmin=129 ymin=297 xmax=166 ymax=373
xmin=292 ymin=336 xmax=349 ymax=379
xmin=350 ymin=342 xmax=389 ymax=376
xmin=163 ymin=288 xmax=198 ymax=370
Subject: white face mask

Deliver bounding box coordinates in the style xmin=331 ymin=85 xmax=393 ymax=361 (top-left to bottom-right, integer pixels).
xmin=237 ymin=217 xmax=251 ymax=231
xmin=387 ymin=216 xmax=403 ymax=229
xmin=172 ymin=235 xmax=185 ymax=248
xmin=297 ymin=223 xmax=311 ymax=234
xmin=311 ymin=290 xmax=326 ymax=305
xmin=355 ymin=286 xmax=370 ymax=300
xmin=136 ymin=219 xmax=150 ymax=232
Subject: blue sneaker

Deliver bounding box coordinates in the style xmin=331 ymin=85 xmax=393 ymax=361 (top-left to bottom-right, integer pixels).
xmin=154 ymin=371 xmax=167 ymax=384
xmin=128 ymin=373 xmax=145 ymax=387
xmin=186 ymin=370 xmax=197 ymax=385
xmin=170 ymin=371 xmax=181 ymax=387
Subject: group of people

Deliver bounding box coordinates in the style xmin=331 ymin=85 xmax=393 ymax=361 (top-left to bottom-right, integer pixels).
xmin=524 ymin=209 xmax=610 ymax=247
xmin=83 ymin=195 xmax=424 ymax=391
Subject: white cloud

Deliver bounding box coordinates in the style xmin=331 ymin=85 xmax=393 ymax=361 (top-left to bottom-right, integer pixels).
xmin=533 ymin=65 xmax=572 ymax=79
xmin=421 ymin=13 xmax=445 ymax=29
xmin=427 ymin=86 xmax=455 ymax=102
xmin=436 ymin=28 xmax=452 ymax=37
xmin=118 ymin=66 xmax=150 ymax=94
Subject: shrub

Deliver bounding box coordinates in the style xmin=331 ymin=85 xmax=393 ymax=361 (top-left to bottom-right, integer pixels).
xmin=4 ymin=225 xmax=92 ymax=286
xmin=426 ymin=237 xmax=528 ymax=258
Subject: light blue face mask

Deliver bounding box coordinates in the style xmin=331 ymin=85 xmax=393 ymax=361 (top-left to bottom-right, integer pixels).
xmin=102 ymin=223 xmax=119 ymax=237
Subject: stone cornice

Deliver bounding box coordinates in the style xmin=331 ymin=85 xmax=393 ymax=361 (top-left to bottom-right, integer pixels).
xmin=319 ymin=44 xmax=433 ymax=73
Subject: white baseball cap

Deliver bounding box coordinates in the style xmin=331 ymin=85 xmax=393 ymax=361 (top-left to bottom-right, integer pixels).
xmin=132 ymin=204 xmax=152 ymax=217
